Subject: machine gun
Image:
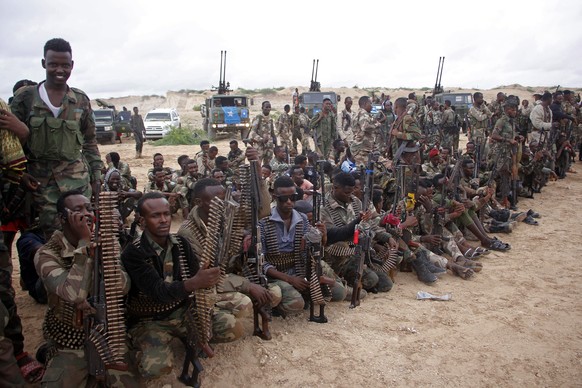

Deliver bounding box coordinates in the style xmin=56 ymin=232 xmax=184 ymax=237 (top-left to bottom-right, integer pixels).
xmin=211 ymin=50 xmax=232 ymax=95
xmin=247 ymin=160 xmax=272 ymax=340
xmin=306 ymin=160 xmax=331 ymax=322
xmin=350 ymin=154 xmax=374 ymax=309
xmin=309 ymin=59 xmax=321 ymax=92
xmin=432 ymin=56 xmax=445 ymax=97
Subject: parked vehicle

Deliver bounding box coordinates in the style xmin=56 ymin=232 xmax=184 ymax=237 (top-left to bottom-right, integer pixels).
xmin=144 ymin=108 xmax=181 ymax=140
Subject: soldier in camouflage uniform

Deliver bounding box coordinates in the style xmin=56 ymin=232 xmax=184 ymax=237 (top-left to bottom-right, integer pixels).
xmin=290 ymin=106 xmax=304 ymax=155
xmin=35 ymin=190 xmax=138 ymax=386
xmin=269 ymin=146 xmax=292 ymax=180
xmin=441 ymin=100 xmax=459 ymax=152
xmin=468 ymin=92 xmax=493 ymax=165
xmin=489 ymin=97 xmax=519 ymax=208
xmin=276 ymin=104 xmax=292 ymax=149
xmin=10 ymin=38 xmax=103 ymax=239
xmin=518 ymin=99 xmax=533 ymax=139
xmin=260 ymin=176 xmax=342 ymax=314
xmin=178 ymin=179 xmax=280 ymax=342
xmin=298 ymin=106 xmax=312 ymax=154
xmin=310 ymin=98 xmax=338 ymax=160
xmin=227 ymin=140 xmax=246 ymax=183
xmin=390 ymin=98 xmax=423 ymax=162
xmin=122 ymin=192 xmax=222 ymax=380
xmin=321 ymin=172 xmax=390 ymax=293
xmin=250 ymin=101 xmax=277 ymax=165
xmin=172 ymin=159 xmax=199 ymax=215
xmin=339 ymin=97 xmax=355 ymax=143
xmin=489 ymin=92 xmax=506 ymax=129
xmin=351 ymin=96 xmax=382 ymax=167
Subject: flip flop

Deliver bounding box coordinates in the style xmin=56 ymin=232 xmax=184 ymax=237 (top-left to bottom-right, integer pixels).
xmin=463 ymin=248 xmax=483 ymax=259
xmin=16 ymin=352 xmax=45 ymax=383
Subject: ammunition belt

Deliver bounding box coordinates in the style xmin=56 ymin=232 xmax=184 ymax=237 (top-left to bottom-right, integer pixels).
xmin=308 ymin=256 xmax=331 ymax=306
xmin=127 ymin=294 xmax=186 ymax=320
xmin=325 ymin=196 xmax=361 ymax=228
xmin=325 ymin=244 xmax=356 ymax=257
xmin=265 ymin=252 xmax=297 ymax=272
xmin=263 ymin=218 xmax=306 ymax=278
xmin=43 ymin=308 xmax=85 ymax=350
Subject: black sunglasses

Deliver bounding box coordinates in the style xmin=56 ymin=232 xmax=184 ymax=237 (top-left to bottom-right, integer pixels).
xmin=274 ymin=193 xmax=301 ymax=202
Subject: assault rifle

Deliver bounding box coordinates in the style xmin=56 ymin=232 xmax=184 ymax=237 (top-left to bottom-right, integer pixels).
xmin=248 ymin=160 xmax=272 ymax=340
xmin=307 ymin=160 xmax=330 ymax=323
xmin=350 ymin=154 xmax=374 ymax=309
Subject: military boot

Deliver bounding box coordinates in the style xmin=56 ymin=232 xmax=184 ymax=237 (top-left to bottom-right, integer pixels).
xmin=410 ymin=253 xmax=437 ymax=284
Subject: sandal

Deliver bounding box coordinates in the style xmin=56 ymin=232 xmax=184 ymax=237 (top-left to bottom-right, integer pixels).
xmin=474 ymin=247 xmax=490 ymax=256
xmin=16 ymin=352 xmax=45 ymax=383
xmin=487 ymin=238 xmax=511 ymax=252
xmin=463 ymin=248 xmax=482 ymax=259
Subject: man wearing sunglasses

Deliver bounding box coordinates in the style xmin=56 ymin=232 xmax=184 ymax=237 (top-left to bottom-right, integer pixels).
xmin=259 ymin=176 xmax=338 ymax=316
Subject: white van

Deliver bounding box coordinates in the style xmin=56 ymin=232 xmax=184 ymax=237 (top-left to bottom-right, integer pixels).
xmin=144 ymin=108 xmax=181 ymax=139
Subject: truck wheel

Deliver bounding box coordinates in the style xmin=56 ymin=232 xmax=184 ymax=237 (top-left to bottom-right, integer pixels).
xmin=208 ymin=126 xmax=217 ymax=141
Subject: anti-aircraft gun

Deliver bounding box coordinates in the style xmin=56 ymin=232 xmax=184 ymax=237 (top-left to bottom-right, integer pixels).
xmin=201 ymin=50 xmax=251 ymax=140
xmin=298 ymin=59 xmax=340 ymax=118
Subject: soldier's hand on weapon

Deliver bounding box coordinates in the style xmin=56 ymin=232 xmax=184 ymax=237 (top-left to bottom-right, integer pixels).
xmin=315 ymin=222 xmax=327 ymax=246
xmin=319 ymin=276 xmax=336 ymax=287
xmin=358 ymin=210 xmax=373 ymax=223
xmin=390 ymin=127 xmax=400 ymax=136
xmin=421 ymin=235 xmax=442 ymax=245
xmin=248 ymin=283 xmax=272 ymax=306
xmin=388 ymin=237 xmax=398 ymax=250
xmin=186 ymin=266 xmax=221 ymax=291
xmin=417 ymin=195 xmax=433 ymax=212
xmin=245 ymin=146 xmax=259 ymax=161
xmin=400 ymin=214 xmax=418 ymax=228
xmin=287 ymin=275 xmax=310 ymax=292
xmin=20 ymin=173 xmax=40 ymax=191
xmin=76 ymin=299 xmax=96 ymax=316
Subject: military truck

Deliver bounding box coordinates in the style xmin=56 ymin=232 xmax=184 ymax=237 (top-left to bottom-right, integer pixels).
xmin=200 ymin=51 xmax=250 ymax=140
xmin=431 ymin=56 xmax=473 ymax=131
xmin=298 ymin=59 xmax=340 ymax=118
xmin=94 ymin=99 xmax=130 ymax=144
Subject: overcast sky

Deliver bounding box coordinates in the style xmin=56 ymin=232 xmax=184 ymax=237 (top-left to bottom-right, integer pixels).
xmin=2 ymin=0 xmax=581 ymax=101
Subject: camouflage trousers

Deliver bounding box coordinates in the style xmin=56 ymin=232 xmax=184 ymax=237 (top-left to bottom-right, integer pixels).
xmin=291 ymin=128 xmax=302 ymax=153
xmin=352 ymin=148 xmax=373 ymax=168
xmin=442 ymin=127 xmax=459 ymax=152
xmin=212 ymin=291 xmax=252 ymax=343
xmin=31 ymin=172 xmax=91 ymax=239
xmin=0 ymin=299 xmax=25 ymax=387
xmin=325 ymin=254 xmax=379 ymax=291
xmin=320 ymin=260 xmax=347 ymax=302
xmin=257 ymin=144 xmax=274 ymax=166
xmin=0 ymin=245 xmax=24 ymax=358
xmin=41 ymin=343 xmax=140 ymax=388
xmin=268 ymin=279 xmax=305 ymax=315
xmin=301 ymin=134 xmax=313 ymax=155
xmin=278 ymin=131 xmax=292 ymax=150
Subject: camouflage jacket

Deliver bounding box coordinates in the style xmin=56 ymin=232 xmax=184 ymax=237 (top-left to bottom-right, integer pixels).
xmin=250 ymin=113 xmax=276 ymax=148
xmin=11 ymin=82 xmax=103 ymax=183
xmin=35 ymin=230 xmax=130 ymax=327
xmin=468 ymin=103 xmax=492 ymax=130
xmin=351 ymin=108 xmax=381 ymax=153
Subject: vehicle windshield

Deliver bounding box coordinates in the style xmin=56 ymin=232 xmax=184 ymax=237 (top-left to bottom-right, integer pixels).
xmin=145 ymin=112 xmax=172 ymax=121
xmin=302 ymin=92 xmax=336 ymax=104
xmin=441 ymin=94 xmax=473 ymax=104
xmin=213 ymin=97 xmax=247 ymax=107
xmin=94 ymin=110 xmax=113 ymax=120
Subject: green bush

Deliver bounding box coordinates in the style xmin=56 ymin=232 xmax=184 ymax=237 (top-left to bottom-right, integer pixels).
xmin=192 ymin=105 xmax=202 ymax=112
xmin=152 ymin=125 xmax=206 ymax=146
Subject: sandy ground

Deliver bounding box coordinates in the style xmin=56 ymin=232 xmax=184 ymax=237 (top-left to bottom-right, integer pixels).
xmin=11 ymin=87 xmax=582 ymax=387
